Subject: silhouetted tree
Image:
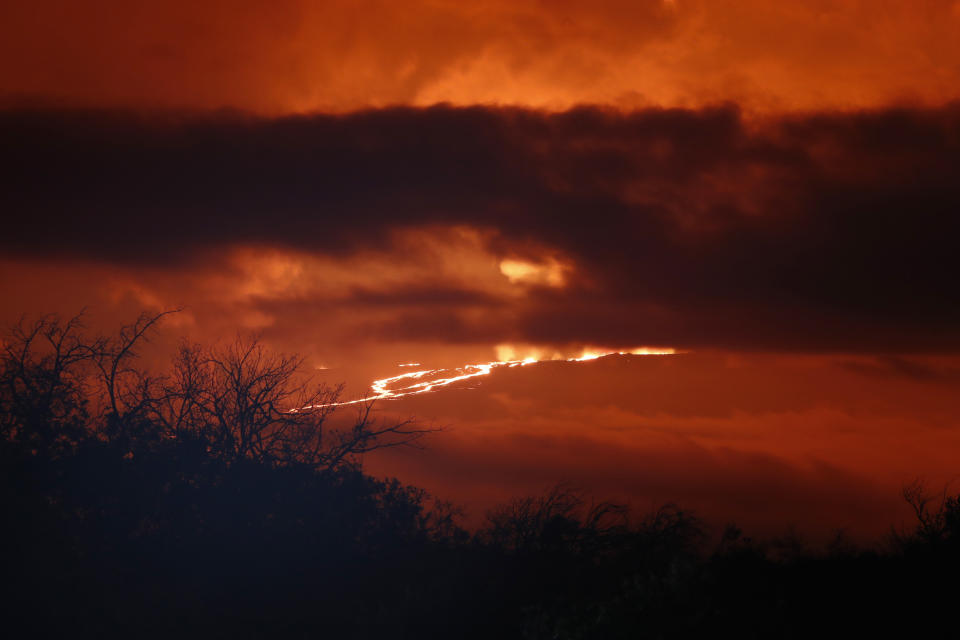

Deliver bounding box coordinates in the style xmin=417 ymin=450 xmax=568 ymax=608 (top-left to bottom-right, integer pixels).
xmin=1 ymin=311 xmax=447 ymax=637
xmin=3 ymin=310 xmax=434 ymax=470
xmin=895 ymin=479 xmax=960 ymax=551
xmin=6 ymin=310 xmax=960 ymax=639
xmin=483 ymin=484 xmax=628 ymax=553
xmin=0 ymin=312 xmax=93 ymax=455
xmin=93 ymin=310 xmax=177 ymax=436
xmin=151 ymin=335 xmax=434 ymax=470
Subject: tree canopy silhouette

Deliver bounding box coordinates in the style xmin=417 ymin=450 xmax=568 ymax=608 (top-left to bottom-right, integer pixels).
xmin=3 ymin=311 xmax=960 ymax=639
xmin=1 ymin=310 xmax=434 ymax=470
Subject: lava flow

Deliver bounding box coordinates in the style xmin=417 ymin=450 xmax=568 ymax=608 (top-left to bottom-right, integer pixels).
xmin=311 ymin=347 xmax=676 ymax=408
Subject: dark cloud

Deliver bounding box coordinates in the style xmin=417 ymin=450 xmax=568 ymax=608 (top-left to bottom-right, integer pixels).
xmin=841 ymin=356 xmax=960 ymax=384
xmin=3 ymin=104 xmax=960 ymax=351
xmin=345 ymin=285 xmax=504 ymax=308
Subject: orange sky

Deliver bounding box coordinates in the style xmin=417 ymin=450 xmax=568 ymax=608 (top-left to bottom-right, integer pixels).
xmin=3 ymin=0 xmax=960 ymax=539
xmin=3 ymin=0 xmax=960 ymax=113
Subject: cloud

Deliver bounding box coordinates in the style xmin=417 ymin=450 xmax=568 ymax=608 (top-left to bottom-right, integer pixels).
xmin=3 ymin=1 xmax=960 ymax=112
xmin=4 ymin=104 xmax=960 ymax=352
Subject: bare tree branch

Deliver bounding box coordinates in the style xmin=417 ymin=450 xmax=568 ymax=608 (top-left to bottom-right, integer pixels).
xmin=0 ymin=312 xmax=96 ymax=453
xmin=93 ymin=309 xmax=181 ymax=430
xmin=155 ymin=335 xmax=436 ymax=470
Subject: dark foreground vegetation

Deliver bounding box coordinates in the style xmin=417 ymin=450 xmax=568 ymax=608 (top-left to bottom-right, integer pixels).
xmin=3 ymin=313 xmax=959 ymax=638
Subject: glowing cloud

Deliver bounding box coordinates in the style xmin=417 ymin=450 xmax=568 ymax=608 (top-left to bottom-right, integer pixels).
xmin=499 ymin=257 xmax=569 ymax=287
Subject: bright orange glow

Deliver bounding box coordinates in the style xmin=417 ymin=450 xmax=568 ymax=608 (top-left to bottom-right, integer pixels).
xmin=499 ymin=258 xmax=568 ymax=287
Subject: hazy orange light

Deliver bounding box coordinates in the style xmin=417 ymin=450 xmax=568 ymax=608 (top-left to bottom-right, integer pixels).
xmin=4 ymin=1 xmax=959 ymax=114
xmin=499 ymin=258 xmax=568 ymax=287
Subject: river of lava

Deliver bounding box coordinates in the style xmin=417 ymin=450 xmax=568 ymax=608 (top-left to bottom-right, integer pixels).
xmin=308 ymin=348 xmax=676 ymax=408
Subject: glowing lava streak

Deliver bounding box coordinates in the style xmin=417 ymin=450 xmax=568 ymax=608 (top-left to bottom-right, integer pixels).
xmin=312 ymin=348 xmax=676 ymax=408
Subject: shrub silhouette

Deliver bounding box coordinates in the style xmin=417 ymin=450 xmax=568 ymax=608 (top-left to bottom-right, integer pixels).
xmin=3 ymin=311 xmax=960 ymax=638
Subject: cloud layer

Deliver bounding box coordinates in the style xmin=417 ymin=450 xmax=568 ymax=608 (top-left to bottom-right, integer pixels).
xmin=3 ymin=104 xmax=959 ymax=352
xmin=3 ymin=1 xmax=960 ymax=112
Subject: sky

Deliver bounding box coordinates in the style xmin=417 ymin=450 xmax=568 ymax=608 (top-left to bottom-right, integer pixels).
xmin=3 ymin=0 xmax=960 ymax=539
